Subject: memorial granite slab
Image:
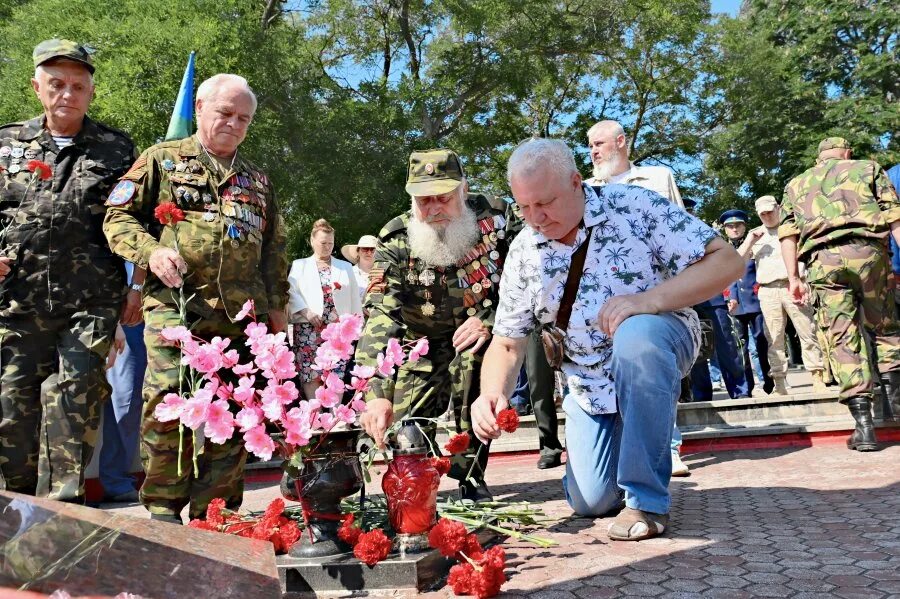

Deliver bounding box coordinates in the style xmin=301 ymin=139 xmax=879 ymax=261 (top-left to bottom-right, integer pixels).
xmin=0 ymin=491 xmax=280 ymax=599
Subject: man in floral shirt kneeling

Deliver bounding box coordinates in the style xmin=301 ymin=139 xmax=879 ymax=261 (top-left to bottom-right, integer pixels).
xmin=471 ymin=139 xmax=743 ymax=541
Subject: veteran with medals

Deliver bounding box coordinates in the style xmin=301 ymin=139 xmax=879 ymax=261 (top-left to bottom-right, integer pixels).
xmin=357 ymin=149 xmax=510 ymax=502
xmin=103 ymin=74 xmax=289 ymax=523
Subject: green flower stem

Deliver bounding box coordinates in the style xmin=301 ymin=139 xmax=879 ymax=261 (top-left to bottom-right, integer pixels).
xmin=441 ymin=513 xmax=557 ymax=548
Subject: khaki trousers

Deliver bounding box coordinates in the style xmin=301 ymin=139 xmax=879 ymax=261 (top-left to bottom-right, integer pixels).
xmin=757 ymin=282 xmax=824 ymax=378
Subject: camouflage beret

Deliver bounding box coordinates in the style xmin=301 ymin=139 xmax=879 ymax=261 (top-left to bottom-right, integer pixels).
xmin=33 ymin=39 xmax=94 ymax=74
xmin=817 ymin=137 xmax=851 ymax=154
xmin=405 ymin=149 xmax=465 ymax=196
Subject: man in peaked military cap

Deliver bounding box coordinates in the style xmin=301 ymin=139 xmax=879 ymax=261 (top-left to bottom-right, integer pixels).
xmin=356 ymin=149 xmax=511 ymax=502
xmin=720 ymin=209 xmax=775 ymax=396
xmin=0 ymin=39 xmax=137 ymax=503
xmin=103 ymin=73 xmax=289 ymax=523
xmin=780 ymin=136 xmax=900 ymax=451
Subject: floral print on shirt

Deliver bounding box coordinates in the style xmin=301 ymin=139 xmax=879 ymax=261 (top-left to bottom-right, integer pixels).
xmin=493 ymin=184 xmax=718 ymax=415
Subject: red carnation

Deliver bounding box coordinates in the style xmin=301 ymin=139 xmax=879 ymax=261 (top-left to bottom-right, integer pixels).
xmin=274 ymin=519 xmax=301 ymax=553
xmin=428 ymin=517 xmax=469 ymax=559
xmin=722 ymin=289 xmax=731 ymax=298
xmin=334 ymin=281 xmax=342 ymax=290
xmin=205 ymin=497 xmax=226 ymax=527
xmin=26 ymin=159 xmax=52 ymax=180
xmin=154 ymin=202 xmax=185 ymax=225
xmin=353 ymin=528 xmax=392 ymax=566
xmin=187 ymin=519 xmax=218 ymax=531
xmin=753 ymin=283 xmax=760 ymax=295
xmin=496 ymin=408 xmax=520 ymax=433
xmin=448 ymin=562 xmax=476 ymax=596
xmin=463 ymin=533 xmax=484 ymax=560
xmin=338 ymin=513 xmax=362 ymax=546
xmin=444 ymin=433 xmax=470 ymax=455
xmin=432 ymin=456 xmax=451 ymax=476
xmin=263 ymin=498 xmax=285 ymax=521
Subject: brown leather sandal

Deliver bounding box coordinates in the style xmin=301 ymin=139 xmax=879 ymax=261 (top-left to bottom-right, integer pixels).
xmin=607 ymin=507 xmax=668 ymax=541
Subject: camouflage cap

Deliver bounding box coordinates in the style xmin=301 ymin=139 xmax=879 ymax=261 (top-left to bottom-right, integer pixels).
xmin=817 ymin=137 xmax=850 ymax=154
xmin=33 ymin=39 xmax=94 ymax=74
xmin=405 ymin=149 xmax=465 ymax=196
xmin=755 ymin=195 xmax=777 ymax=213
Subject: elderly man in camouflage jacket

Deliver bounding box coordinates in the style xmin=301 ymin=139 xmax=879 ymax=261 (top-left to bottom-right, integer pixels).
xmin=103 ymin=74 xmax=289 ymax=523
xmin=780 ymin=137 xmax=900 ymax=452
xmin=357 ymin=149 xmax=511 ymax=502
xmin=0 ymin=40 xmax=137 ymax=503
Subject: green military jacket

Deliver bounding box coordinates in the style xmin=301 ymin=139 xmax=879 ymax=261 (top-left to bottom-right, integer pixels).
xmin=778 ymin=158 xmax=900 ymax=260
xmin=102 ymin=135 xmax=288 ymax=320
xmin=354 ymin=193 xmax=513 ymax=402
xmin=0 ymin=115 xmax=136 ymax=316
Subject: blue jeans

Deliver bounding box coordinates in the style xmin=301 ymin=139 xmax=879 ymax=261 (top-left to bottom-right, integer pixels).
xmin=562 ymin=314 xmax=695 ymax=516
xmin=100 ymin=323 xmax=146 ymax=496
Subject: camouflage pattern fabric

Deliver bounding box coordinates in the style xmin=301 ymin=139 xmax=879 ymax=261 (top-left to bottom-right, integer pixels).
xmin=807 ymin=241 xmax=900 ymax=401
xmin=103 ymin=134 xmax=289 ymax=320
xmin=0 ymin=115 xmax=134 ymax=503
xmin=141 ymin=304 xmax=249 ymax=519
xmin=0 ymin=116 xmax=136 ymax=315
xmin=779 ymin=158 xmax=900 ymax=261
xmin=779 ymin=156 xmax=900 ymax=400
xmin=0 ymin=306 xmax=118 ymax=502
xmin=354 ymin=194 xmax=512 ymax=481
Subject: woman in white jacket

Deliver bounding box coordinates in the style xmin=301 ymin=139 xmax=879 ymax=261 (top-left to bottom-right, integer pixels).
xmin=287 ymin=219 xmax=361 ymax=400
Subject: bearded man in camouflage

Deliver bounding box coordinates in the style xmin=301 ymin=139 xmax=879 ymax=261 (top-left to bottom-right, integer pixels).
xmin=0 ymin=40 xmax=137 ymax=503
xmin=357 ymin=149 xmax=511 ymax=502
xmin=780 ymin=137 xmax=900 ymax=451
xmin=103 ymin=74 xmax=288 ymax=523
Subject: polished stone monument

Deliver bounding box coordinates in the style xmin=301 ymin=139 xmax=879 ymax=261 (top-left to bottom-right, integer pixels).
xmin=0 ymin=492 xmax=280 ymax=598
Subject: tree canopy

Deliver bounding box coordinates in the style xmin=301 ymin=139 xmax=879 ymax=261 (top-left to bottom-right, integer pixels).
xmin=0 ymin=0 xmax=896 ymax=250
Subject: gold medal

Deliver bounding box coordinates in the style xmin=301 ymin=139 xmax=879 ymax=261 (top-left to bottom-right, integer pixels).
xmin=407 ymin=270 xmax=419 ymax=284
xmin=422 ymin=301 xmax=436 ymax=316
xmin=466 ymin=307 xmax=477 ymax=316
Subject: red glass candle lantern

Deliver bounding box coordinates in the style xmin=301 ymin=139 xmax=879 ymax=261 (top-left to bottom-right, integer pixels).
xmin=383 ymin=421 xmax=441 ymax=554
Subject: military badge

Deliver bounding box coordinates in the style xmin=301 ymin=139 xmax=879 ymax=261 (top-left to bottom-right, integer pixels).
xmin=107 ymin=180 xmax=136 ymax=206
xmin=162 ymin=159 xmax=175 ymax=172
xmin=425 ymin=163 xmax=435 ymax=175
xmin=0 ymin=147 xmax=10 ymax=158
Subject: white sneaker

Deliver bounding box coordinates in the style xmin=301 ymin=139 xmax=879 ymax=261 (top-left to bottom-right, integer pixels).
xmin=671 ymin=451 xmax=690 ymax=477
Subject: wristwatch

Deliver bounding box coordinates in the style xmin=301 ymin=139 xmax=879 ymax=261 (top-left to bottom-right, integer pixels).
xmin=129 ymin=282 xmax=144 ymax=292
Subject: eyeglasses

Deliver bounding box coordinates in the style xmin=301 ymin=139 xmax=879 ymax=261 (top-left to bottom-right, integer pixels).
xmin=358 ymin=247 xmax=375 ymax=253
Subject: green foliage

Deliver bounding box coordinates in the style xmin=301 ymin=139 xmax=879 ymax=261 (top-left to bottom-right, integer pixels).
xmin=697 ymin=0 xmax=899 ymax=223
xmin=0 ymin=0 xmax=896 ymax=248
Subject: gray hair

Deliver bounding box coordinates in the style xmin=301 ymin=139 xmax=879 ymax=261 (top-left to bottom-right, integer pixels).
xmin=507 ymin=138 xmax=578 ymax=184
xmin=586 ymin=119 xmax=625 ymax=142
xmin=34 ymin=64 xmax=94 ymax=83
xmin=196 ymin=73 xmax=257 ymax=114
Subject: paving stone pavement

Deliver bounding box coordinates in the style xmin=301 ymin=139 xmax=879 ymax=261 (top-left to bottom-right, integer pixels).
xmin=100 ymin=441 xmax=900 ymax=598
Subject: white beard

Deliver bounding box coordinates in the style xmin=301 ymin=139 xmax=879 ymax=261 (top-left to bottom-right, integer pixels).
xmin=407 ymin=205 xmax=479 ymax=267
xmin=592 ymin=155 xmax=628 ymax=182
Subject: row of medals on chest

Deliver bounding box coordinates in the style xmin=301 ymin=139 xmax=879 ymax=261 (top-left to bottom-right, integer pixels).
xmin=164 ymin=157 xmax=266 ymax=248
xmin=409 ymin=226 xmax=506 ymax=317
xmin=0 ymin=146 xmax=39 ymax=173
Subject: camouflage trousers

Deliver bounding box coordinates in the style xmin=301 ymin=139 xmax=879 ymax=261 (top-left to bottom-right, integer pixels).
xmin=141 ymin=304 xmax=248 ymax=520
xmin=391 ymin=344 xmax=489 ymax=483
xmin=0 ymin=305 xmax=118 ymax=502
xmin=807 ymin=241 xmax=900 ymax=401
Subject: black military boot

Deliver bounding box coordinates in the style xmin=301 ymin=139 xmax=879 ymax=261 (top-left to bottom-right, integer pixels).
xmin=846 ymin=397 xmax=878 ymax=452
xmin=887 ymin=371 xmax=900 ymax=421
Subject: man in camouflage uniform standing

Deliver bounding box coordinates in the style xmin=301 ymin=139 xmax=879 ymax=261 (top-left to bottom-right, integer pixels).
xmin=780 ymin=137 xmax=900 ymax=451
xmin=357 ymin=149 xmax=510 ymax=502
xmin=0 ymin=40 xmax=137 ymax=503
xmin=103 ymin=74 xmax=288 ymax=523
